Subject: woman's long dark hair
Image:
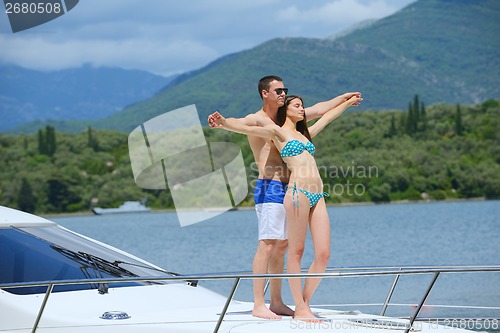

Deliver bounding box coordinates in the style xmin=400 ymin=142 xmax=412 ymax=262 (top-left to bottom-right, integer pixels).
xmin=277 ymin=95 xmax=312 ymax=142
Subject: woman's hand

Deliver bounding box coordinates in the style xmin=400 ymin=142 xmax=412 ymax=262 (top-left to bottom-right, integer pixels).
xmin=343 ymin=92 xmax=362 ymax=106
xmin=347 ymin=94 xmax=363 ymax=106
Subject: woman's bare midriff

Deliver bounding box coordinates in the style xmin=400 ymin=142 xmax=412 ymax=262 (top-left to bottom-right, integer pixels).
xmin=284 ymin=154 xmax=323 ymax=193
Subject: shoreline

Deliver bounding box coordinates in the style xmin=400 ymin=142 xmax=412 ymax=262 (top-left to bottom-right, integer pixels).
xmin=40 ymin=197 xmax=494 ymax=218
xmin=329 ymin=196 xmax=488 ymax=207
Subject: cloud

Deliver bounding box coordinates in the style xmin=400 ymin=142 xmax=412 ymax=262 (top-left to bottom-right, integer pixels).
xmin=278 ymin=0 xmax=402 ymax=27
xmin=0 ymin=34 xmax=218 ymax=76
xmin=0 ymin=0 xmax=415 ymax=75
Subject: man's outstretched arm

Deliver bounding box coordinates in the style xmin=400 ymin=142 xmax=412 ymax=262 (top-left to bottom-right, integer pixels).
xmin=208 ymin=112 xmax=260 ymax=129
xmin=305 ymin=92 xmax=362 ymax=120
xmin=208 ymin=111 xmax=278 ymax=139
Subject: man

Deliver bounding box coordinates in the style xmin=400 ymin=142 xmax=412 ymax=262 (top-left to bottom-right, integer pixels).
xmin=208 ymin=75 xmax=361 ymax=319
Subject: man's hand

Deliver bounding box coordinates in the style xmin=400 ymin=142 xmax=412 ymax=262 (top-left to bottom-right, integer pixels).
xmin=207 ymin=111 xmax=226 ymax=128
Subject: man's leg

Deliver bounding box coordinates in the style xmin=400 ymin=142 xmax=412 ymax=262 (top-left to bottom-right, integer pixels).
xmin=268 ymin=239 xmax=295 ymax=316
xmin=252 ymin=179 xmax=292 ymax=318
xmin=252 ymin=239 xmax=280 ymax=319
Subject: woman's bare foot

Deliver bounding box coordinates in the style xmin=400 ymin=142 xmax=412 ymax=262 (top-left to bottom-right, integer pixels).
xmin=293 ymin=306 xmax=322 ymax=323
xmin=270 ymin=302 xmax=295 ymax=317
xmin=252 ymin=304 xmax=282 ymax=319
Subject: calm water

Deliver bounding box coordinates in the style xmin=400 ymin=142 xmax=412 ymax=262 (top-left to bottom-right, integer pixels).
xmin=53 ymin=200 xmax=500 ymax=319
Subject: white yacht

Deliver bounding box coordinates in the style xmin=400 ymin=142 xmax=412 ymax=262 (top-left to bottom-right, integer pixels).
xmin=92 ymin=200 xmax=151 ymax=215
xmin=1 ymin=205 xmax=498 ymax=332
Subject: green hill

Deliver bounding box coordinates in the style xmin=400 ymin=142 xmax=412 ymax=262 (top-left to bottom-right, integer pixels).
xmin=1 ymin=99 xmax=499 ymax=214
xmin=12 ymin=0 xmax=499 ymax=134
xmin=337 ymin=0 xmax=500 ymax=103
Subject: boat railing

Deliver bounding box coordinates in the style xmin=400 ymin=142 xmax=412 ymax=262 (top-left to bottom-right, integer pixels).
xmin=1 ymin=265 xmax=499 ymax=333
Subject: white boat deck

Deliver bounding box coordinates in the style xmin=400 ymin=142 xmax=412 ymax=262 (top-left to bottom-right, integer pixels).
xmin=2 ymin=266 xmax=499 ymax=333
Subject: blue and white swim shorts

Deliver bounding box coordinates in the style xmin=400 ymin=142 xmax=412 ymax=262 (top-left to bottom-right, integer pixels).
xmin=254 ymin=179 xmax=288 ymax=240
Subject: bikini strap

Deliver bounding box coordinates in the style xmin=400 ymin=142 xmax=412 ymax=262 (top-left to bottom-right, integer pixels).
xmin=292 ymin=182 xmax=299 ymax=207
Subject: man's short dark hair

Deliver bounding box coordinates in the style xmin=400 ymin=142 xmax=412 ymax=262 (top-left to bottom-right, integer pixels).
xmin=258 ymin=75 xmax=283 ymax=99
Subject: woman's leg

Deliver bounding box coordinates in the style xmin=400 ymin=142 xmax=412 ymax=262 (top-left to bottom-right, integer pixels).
xmin=303 ymin=198 xmax=331 ymax=305
xmin=284 ymin=192 xmax=319 ymax=320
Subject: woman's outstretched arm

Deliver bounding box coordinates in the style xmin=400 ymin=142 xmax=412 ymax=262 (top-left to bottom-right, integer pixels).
xmin=305 ymin=92 xmax=362 ymax=120
xmin=308 ymin=95 xmax=363 ymax=138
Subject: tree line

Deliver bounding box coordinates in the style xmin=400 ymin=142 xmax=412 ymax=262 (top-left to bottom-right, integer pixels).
xmin=0 ymin=98 xmax=498 ymax=214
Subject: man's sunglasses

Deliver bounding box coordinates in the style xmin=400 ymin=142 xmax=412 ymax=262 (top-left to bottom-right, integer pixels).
xmin=273 ymin=88 xmax=288 ymax=95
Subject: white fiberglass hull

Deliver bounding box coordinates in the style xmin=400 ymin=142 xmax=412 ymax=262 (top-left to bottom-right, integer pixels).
xmin=0 ymin=283 xmax=480 ymax=333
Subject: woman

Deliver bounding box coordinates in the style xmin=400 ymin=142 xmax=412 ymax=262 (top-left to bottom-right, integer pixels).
xmin=211 ymin=94 xmax=361 ymax=320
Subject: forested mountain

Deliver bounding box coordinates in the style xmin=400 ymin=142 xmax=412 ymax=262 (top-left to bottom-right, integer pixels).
xmin=1 ymin=99 xmax=498 ymax=214
xmin=9 ymin=0 xmax=498 ymax=134
xmin=336 ymin=0 xmax=500 ymax=105
xmin=0 ymin=64 xmax=175 ymax=131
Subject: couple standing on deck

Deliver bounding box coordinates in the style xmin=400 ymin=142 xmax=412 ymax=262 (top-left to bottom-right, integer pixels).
xmin=208 ymin=75 xmax=362 ymax=321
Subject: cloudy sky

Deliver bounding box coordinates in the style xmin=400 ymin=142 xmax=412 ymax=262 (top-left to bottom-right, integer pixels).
xmin=0 ymin=0 xmax=416 ymax=77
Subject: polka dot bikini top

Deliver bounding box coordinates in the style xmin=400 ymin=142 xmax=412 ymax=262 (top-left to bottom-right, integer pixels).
xmin=280 ymin=139 xmax=316 ymax=158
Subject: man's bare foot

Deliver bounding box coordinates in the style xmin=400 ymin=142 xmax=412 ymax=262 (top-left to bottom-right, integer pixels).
xmin=252 ymin=304 xmax=281 ymax=319
xmin=270 ymin=302 xmax=295 ymax=317
xmin=293 ymin=307 xmax=322 ymax=323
